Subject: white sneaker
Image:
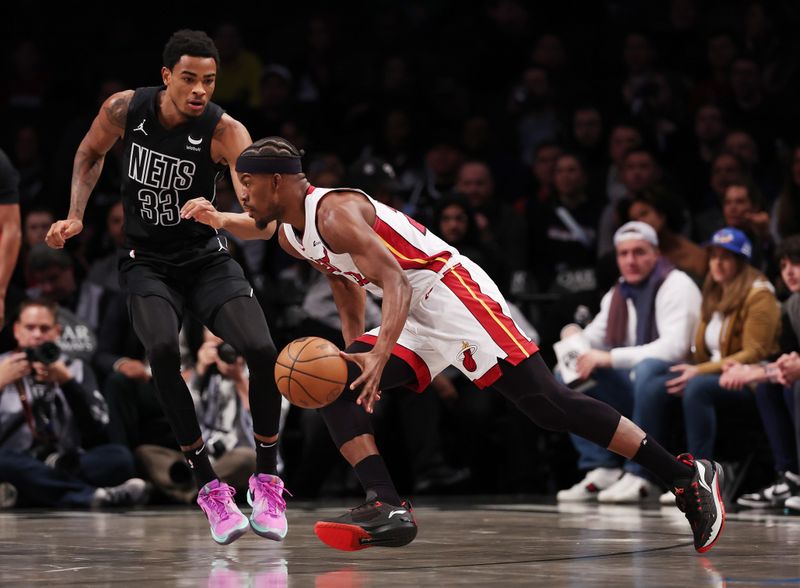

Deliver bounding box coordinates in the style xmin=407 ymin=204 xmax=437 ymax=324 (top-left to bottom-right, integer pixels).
xmin=785 ymin=495 xmax=800 ymax=512
xmin=660 ymin=489 xmax=677 ymax=506
xmin=597 ymin=473 xmax=659 ymax=503
xmin=557 ymin=467 xmax=623 ymax=502
xmin=93 ymin=478 xmax=150 ymax=507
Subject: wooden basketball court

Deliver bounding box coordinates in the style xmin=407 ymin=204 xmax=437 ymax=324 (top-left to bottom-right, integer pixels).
xmin=1 ymin=499 xmax=798 ymax=586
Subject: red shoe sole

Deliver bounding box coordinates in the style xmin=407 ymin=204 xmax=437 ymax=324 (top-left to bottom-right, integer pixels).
xmin=314 ymin=522 xmax=372 ymax=551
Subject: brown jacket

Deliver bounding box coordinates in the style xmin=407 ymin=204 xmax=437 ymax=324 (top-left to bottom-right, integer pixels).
xmin=693 ymin=280 xmax=781 ymax=374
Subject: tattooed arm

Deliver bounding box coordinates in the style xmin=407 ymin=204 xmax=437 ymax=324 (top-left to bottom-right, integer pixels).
xmin=46 ymin=90 xmax=133 ymax=248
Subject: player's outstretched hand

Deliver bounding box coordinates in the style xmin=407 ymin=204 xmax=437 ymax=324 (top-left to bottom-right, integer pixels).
xmin=45 ymin=219 xmax=83 ymax=249
xmin=181 ymin=197 xmax=224 ymax=229
xmin=340 ymin=350 xmax=385 ymax=414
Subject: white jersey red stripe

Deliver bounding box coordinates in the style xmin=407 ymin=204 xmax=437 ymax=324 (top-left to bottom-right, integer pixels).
xmin=282 ymin=187 xmax=459 ymax=307
xmin=283 ymin=186 xmax=538 ymax=391
xmin=439 ymin=266 xmax=534 ymax=364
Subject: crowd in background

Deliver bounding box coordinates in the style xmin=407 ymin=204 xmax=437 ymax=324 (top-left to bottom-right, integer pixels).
xmin=2 ymin=0 xmax=800 ymax=509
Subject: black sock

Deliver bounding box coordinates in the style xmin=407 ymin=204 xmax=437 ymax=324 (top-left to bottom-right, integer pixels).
xmin=354 ymin=454 xmax=401 ymax=505
xmin=183 ymin=443 xmax=217 ymax=489
xmin=631 ymin=436 xmax=693 ymax=487
xmin=256 ymin=438 xmax=279 ymax=475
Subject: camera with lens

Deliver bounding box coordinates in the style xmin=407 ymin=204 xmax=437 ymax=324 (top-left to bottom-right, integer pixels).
xmin=216 ymin=342 xmax=239 ymax=364
xmin=23 ymin=341 xmax=61 ymax=365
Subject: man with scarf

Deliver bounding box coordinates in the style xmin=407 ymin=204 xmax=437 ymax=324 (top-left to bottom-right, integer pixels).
xmin=557 ymin=221 xmax=702 ymax=503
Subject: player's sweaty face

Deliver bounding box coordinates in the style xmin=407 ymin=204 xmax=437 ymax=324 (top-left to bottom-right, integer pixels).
xmin=165 ymin=55 xmax=217 ymax=118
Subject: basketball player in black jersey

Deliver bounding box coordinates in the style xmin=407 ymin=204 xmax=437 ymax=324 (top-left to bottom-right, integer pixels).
xmin=45 ymin=30 xmax=288 ymax=545
xmin=216 ymin=136 xmax=726 ymax=554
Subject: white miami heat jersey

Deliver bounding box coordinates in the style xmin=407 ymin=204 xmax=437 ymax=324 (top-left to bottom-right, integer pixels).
xmin=282 ymin=187 xmax=459 ymax=306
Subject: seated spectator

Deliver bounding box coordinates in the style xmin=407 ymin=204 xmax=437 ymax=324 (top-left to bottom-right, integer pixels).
xmin=693 ymin=151 xmax=746 ymax=242
xmin=719 ymin=235 xmax=800 ymax=510
xmin=530 ymin=153 xmax=601 ymax=294
xmin=556 ymin=222 xmax=701 ymax=503
xmin=770 ymin=144 xmax=800 ymax=242
xmin=404 ymin=131 xmax=464 ymax=227
xmin=527 ymin=141 xmax=562 ymax=207
xmin=136 ymin=329 xmax=258 ymax=502
xmin=665 ymin=228 xmax=780 ymax=485
xmin=25 ymin=244 xmax=98 ymax=361
xmin=0 ymin=299 xmax=147 ymax=508
xmin=626 ymin=188 xmax=707 ymax=283
xmin=723 ymin=129 xmax=779 ymax=201
xmin=23 ymin=207 xmax=53 ymax=248
xmin=598 ymin=147 xmax=661 ymax=258
xmin=433 ymin=194 xmax=505 ymax=286
xmin=568 ymin=106 xmax=606 ymax=196
xmin=722 ymin=179 xmax=774 ymax=276
xmin=455 ymin=160 xmax=527 ymax=284
xmin=675 ymin=104 xmax=726 ymax=199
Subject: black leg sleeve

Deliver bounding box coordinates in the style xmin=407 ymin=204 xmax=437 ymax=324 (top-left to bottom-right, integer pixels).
xmin=492 ymin=353 xmax=622 ymax=449
xmin=129 ymin=295 xmax=203 ymax=446
xmin=209 ymin=295 xmax=283 ymax=439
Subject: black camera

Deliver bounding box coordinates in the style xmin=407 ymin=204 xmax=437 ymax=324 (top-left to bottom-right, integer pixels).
xmin=23 ymin=342 xmax=61 ymax=365
xmin=216 ymin=342 xmax=239 ymax=364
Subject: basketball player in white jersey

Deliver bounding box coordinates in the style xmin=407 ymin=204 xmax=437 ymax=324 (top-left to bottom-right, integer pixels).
xmin=222 ymin=136 xmax=725 ymax=554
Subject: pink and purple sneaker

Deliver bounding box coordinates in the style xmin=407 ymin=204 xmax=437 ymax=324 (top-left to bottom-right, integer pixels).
xmin=247 ymin=474 xmax=289 ymax=540
xmin=197 ymin=479 xmax=249 ymax=545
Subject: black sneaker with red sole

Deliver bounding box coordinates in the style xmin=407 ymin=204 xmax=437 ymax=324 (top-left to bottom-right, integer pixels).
xmin=314 ymin=495 xmax=417 ymax=552
xmin=673 ymin=453 xmax=726 ymax=553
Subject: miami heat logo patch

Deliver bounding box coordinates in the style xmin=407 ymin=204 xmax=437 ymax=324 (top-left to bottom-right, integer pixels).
xmin=456 ymin=341 xmax=478 ymax=372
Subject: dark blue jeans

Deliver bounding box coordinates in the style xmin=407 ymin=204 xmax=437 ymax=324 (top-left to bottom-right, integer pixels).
xmin=682 ymin=374 xmax=753 ymax=460
xmin=569 ymin=358 xmax=677 ymax=481
xmin=754 ymin=382 xmax=798 ymax=474
xmin=0 ymin=444 xmax=136 ymax=507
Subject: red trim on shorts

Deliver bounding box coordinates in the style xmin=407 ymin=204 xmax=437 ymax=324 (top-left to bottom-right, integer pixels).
xmin=473 ymin=364 xmax=503 ymax=389
xmin=354 ymin=334 xmax=431 ymax=392
xmin=372 ymin=217 xmax=452 ymax=272
xmin=440 ymin=267 xmax=538 ymax=366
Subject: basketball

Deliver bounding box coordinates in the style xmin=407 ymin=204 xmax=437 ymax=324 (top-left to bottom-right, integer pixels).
xmin=274 ymin=337 xmax=348 ymax=408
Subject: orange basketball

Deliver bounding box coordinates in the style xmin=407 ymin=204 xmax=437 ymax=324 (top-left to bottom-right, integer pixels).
xmin=274 ymin=337 xmax=348 ymax=408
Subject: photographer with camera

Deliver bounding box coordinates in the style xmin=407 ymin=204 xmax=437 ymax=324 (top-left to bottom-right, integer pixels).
xmin=136 ymin=328 xmax=257 ymax=502
xmin=0 ymin=298 xmax=148 ymax=508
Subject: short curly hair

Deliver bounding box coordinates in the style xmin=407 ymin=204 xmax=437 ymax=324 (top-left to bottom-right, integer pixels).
xmin=163 ymin=29 xmax=219 ymax=70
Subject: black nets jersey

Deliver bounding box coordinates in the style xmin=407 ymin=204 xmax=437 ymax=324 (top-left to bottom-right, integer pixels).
xmin=121 ymin=86 xmax=225 ymax=252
